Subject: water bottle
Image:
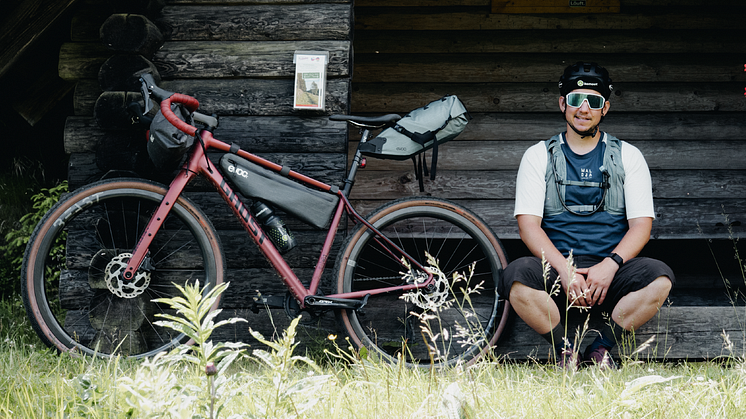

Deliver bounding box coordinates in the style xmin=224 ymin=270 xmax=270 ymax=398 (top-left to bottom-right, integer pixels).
xmin=251 ymin=201 xmax=296 ymax=254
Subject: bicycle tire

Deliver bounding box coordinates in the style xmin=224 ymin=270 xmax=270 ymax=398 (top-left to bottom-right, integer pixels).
xmin=21 ymin=178 xmax=225 ymax=358
xmin=335 ymin=197 xmax=510 ymax=368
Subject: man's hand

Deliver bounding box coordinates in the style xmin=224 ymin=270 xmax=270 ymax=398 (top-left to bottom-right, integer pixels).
xmin=562 ymin=271 xmax=591 ymax=307
xmin=577 ymin=258 xmax=618 ymax=306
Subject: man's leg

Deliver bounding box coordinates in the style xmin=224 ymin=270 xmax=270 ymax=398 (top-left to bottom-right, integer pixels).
xmin=509 ymin=281 xmax=560 ymax=334
xmin=612 ymin=275 xmax=672 ymax=331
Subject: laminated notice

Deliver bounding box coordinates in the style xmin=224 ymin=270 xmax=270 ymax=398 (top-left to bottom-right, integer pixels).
xmin=293 ymin=51 xmax=329 ymax=110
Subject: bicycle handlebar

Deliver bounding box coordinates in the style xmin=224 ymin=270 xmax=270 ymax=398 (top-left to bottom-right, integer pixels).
xmin=139 ymin=72 xmax=202 ymax=137
xmin=161 ymin=94 xmax=200 ymax=136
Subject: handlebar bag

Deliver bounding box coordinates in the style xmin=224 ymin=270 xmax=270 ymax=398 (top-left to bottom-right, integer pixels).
xmin=147 ymin=103 xmax=195 ymax=171
xmin=219 ymin=154 xmax=339 ymax=229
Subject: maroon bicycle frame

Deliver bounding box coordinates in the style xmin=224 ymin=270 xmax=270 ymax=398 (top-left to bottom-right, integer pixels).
xmin=122 ymin=124 xmax=433 ymax=308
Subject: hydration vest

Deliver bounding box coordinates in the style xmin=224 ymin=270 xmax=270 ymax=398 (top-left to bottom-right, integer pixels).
xmin=543 ymin=132 xmax=625 ymax=217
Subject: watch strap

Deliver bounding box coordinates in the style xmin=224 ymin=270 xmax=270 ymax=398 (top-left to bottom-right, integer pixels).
xmin=607 ymin=252 xmax=624 ymax=268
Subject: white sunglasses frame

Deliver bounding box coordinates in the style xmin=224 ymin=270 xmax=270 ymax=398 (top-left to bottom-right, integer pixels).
xmin=564 ymin=92 xmax=606 ymax=110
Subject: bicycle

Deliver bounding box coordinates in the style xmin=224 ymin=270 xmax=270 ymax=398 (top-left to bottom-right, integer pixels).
xmin=21 ymin=73 xmax=511 ymax=367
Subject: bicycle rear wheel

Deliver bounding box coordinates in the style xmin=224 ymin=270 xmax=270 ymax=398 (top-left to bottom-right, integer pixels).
xmin=21 ymin=178 xmax=224 ymax=358
xmin=335 ymin=197 xmax=510 ymax=368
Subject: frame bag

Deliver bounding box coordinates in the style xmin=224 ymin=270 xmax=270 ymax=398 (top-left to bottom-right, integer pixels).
xmin=358 ymin=95 xmax=470 ymax=191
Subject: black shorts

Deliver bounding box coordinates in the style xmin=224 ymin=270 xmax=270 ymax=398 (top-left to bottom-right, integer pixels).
xmin=498 ymin=255 xmax=675 ymax=310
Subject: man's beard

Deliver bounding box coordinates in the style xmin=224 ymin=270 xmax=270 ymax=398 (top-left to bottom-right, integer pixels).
xmin=565 ymin=109 xmax=600 ymax=138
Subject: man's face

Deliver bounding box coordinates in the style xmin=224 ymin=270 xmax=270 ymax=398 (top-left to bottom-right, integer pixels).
xmin=558 ymin=88 xmax=611 ymax=136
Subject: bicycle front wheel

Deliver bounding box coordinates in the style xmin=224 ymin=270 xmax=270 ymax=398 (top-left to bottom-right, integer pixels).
xmin=336 ymin=197 xmax=510 ymax=368
xmin=21 ymin=178 xmax=224 ymax=358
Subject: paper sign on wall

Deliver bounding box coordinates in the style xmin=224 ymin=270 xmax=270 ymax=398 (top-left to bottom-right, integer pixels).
xmin=293 ymin=51 xmax=329 ymax=110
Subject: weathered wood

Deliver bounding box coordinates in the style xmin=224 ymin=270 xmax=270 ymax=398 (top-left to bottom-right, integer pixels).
xmin=67 ymin=152 xmax=346 ymax=190
xmin=74 ymin=78 xmax=350 ymax=116
xmin=353 ymin=53 xmax=746 ymax=83
xmin=354 ymin=30 xmax=746 ymax=54
xmin=158 ymin=4 xmax=352 ymax=41
xmin=93 ymin=91 xmax=146 ymax=130
xmin=152 ymin=40 xmax=350 ymax=79
xmin=60 ymin=40 xmax=350 ymax=81
xmin=0 ymin=0 xmax=78 ymax=78
xmin=449 ymin=113 xmax=746 ymax=141
xmin=59 ymin=42 xmax=113 ymax=81
xmin=346 ymin=170 xmax=746 ymax=201
xmin=168 ymin=0 xmax=351 ymax=3
xmin=98 ymin=55 xmax=160 ymax=91
xmin=65 ymin=115 xmax=347 ymax=153
xmin=351 ymin=82 xmax=746 ymax=113
xmin=348 ymin=141 xmax=746 ymax=171
xmin=349 ymin=199 xmax=746 ymax=240
xmin=100 ymin=14 xmax=164 ymax=57
xmin=12 ymin=67 xmax=75 ymax=126
xmin=356 ymin=9 xmax=741 ymax=31
xmin=493 ymin=306 xmax=746 ymax=360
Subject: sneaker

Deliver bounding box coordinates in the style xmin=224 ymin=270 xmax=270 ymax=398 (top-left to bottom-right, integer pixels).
xmin=583 ymin=346 xmax=618 ymax=370
xmin=557 ymin=347 xmax=580 ymax=371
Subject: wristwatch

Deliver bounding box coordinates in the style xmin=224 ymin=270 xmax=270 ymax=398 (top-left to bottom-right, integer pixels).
xmin=607 ymin=252 xmax=624 ymax=268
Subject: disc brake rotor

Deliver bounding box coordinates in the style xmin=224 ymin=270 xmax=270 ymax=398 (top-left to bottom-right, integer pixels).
xmin=104 ymin=253 xmax=151 ymax=299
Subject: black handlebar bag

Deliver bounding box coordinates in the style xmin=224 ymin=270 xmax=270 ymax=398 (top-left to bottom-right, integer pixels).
xmin=147 ymin=103 xmax=195 ymax=171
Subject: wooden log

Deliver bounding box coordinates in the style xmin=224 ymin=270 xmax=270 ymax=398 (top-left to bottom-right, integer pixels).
xmin=158 ymin=4 xmax=352 ymax=41
xmin=493 ymin=306 xmax=746 ymax=361
xmin=355 ymin=9 xmax=743 ymax=31
xmin=353 ymin=30 xmax=746 ymax=54
xmin=349 ymin=198 xmax=746 ymax=240
xmin=353 ymin=53 xmax=746 ymax=83
xmin=348 ymin=140 xmax=746 ymax=171
xmin=59 ymin=42 xmax=112 ymax=81
xmin=93 ymin=91 xmax=146 ymax=130
xmin=67 ymin=151 xmax=346 ymax=190
xmin=98 ymin=55 xmax=160 ymax=91
xmin=60 ymin=40 xmax=350 ymax=81
xmin=351 ymin=82 xmax=746 ymax=113
xmin=346 ymin=170 xmax=746 ymax=201
xmin=100 ymin=14 xmax=164 ymax=57
xmin=152 ymin=40 xmax=350 ymax=78
xmin=74 ymin=78 xmax=350 ymax=116
xmin=65 ymin=115 xmax=348 ymax=153
xmin=446 ymin=113 xmax=746 ymax=142
xmin=0 ymin=0 xmax=78 ymax=78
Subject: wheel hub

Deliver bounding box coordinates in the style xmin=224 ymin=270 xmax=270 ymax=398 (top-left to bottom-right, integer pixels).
xmin=104 ymin=253 xmax=151 ymax=299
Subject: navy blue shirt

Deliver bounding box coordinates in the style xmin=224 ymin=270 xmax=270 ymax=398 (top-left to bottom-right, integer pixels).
xmin=542 ymin=139 xmax=628 ymax=257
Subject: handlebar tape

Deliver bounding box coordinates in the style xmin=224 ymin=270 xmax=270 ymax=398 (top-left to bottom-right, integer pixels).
xmin=160 ymin=93 xmax=200 ymax=136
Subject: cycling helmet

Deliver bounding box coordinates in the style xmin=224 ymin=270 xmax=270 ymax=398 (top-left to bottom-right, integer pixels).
xmin=558 ymin=62 xmax=613 ymax=99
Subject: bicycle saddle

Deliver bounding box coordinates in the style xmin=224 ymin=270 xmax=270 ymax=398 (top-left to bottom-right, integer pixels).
xmin=329 ymin=113 xmax=401 ymax=128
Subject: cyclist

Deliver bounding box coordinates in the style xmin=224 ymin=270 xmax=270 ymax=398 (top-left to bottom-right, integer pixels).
xmin=498 ymin=62 xmax=675 ymax=370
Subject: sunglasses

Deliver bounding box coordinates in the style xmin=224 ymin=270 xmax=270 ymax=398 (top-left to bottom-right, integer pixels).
xmin=565 ymin=92 xmax=606 ymax=110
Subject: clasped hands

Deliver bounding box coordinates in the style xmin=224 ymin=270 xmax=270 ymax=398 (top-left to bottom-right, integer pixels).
xmin=562 ymin=258 xmax=618 ymax=307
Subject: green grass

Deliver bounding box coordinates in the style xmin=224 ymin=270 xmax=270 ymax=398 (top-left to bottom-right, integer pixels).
xmin=2 ymin=294 xmax=746 ymax=419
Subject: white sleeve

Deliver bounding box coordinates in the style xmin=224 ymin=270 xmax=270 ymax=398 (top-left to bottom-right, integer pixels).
xmin=621 ymin=141 xmax=655 ymax=220
xmin=514 ymin=142 xmax=548 ymax=218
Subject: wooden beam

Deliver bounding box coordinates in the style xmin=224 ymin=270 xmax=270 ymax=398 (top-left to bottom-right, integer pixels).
xmin=356 ymin=9 xmax=740 ymax=30
xmin=354 ymin=30 xmax=746 ymax=54
xmin=492 ymin=0 xmax=620 ymax=14
xmin=351 ymin=82 xmax=746 ymax=113
xmin=159 ymin=4 xmax=352 ymax=41
xmin=0 ymin=0 xmax=79 ymax=78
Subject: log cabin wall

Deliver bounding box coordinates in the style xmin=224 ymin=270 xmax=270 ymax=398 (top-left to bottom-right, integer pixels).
xmin=60 ymin=0 xmax=353 ymax=343
xmin=352 ymin=0 xmax=746 ymax=359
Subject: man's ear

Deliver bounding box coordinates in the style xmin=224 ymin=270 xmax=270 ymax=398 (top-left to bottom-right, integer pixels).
xmin=558 ymin=96 xmax=566 ymax=112
xmin=601 ymin=100 xmax=611 ymax=117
